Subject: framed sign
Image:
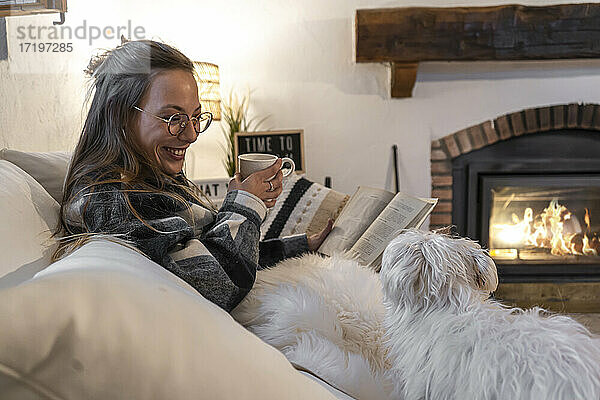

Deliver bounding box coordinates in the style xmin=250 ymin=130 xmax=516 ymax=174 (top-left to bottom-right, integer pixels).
xmin=0 ymin=0 xmax=67 ymax=17
xmin=191 ymin=177 xmax=230 ymax=207
xmin=234 ymin=129 xmax=305 ymax=174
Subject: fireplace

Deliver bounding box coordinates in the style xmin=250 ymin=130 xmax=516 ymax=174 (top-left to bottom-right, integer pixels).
xmin=453 ymin=130 xmax=600 ymax=283
xmin=430 ymin=103 xmax=600 ymax=286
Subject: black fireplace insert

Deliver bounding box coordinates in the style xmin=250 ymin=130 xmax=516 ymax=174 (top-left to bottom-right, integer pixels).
xmin=452 ymin=129 xmax=600 ymax=282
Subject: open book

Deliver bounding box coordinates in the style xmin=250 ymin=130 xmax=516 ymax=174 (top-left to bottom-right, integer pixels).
xmin=318 ymin=186 xmax=438 ymax=270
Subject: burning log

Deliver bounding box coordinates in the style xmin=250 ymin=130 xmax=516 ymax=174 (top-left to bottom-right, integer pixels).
xmin=568 ymin=233 xmax=584 ymax=255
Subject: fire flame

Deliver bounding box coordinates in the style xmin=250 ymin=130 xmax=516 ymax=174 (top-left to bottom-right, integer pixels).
xmin=491 ymin=200 xmax=599 ymax=257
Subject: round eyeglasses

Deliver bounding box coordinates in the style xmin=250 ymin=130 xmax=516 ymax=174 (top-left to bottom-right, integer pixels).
xmin=133 ymin=106 xmax=213 ymax=137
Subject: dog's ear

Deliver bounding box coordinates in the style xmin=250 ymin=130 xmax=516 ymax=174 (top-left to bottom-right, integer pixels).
xmin=470 ymin=249 xmax=498 ymax=293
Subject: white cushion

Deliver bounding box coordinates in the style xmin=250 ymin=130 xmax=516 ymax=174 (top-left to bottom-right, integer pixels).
xmin=0 ymin=239 xmax=337 ymax=400
xmin=0 ymin=160 xmax=59 ymax=286
xmin=0 ymin=148 xmax=71 ymax=203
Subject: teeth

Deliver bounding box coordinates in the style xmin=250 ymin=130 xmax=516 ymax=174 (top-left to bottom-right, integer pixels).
xmin=165 ymin=147 xmax=185 ymax=156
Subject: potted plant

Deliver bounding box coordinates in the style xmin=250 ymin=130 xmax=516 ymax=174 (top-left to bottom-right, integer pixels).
xmin=220 ymin=90 xmax=269 ymax=177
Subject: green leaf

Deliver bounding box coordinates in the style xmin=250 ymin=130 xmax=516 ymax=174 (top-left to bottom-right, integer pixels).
xmin=218 ymin=88 xmax=268 ymax=177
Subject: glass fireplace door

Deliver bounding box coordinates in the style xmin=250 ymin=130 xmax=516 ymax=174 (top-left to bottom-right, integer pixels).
xmin=480 ymin=176 xmax=600 ymax=264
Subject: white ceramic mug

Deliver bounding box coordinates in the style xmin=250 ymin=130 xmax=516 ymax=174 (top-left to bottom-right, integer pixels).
xmin=237 ymin=153 xmax=295 ymax=180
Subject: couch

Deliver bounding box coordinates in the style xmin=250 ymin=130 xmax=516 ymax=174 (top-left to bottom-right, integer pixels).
xmin=0 ymin=149 xmax=352 ymax=400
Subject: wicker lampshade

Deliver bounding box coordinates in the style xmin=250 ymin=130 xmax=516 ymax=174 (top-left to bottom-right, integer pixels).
xmin=193 ymin=61 xmax=221 ymax=121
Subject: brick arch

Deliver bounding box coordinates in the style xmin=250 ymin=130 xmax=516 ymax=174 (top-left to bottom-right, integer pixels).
xmin=429 ymin=103 xmax=600 ymax=231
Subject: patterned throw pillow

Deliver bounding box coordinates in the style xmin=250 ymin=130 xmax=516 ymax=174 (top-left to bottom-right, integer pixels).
xmin=261 ymin=174 xmax=349 ymax=240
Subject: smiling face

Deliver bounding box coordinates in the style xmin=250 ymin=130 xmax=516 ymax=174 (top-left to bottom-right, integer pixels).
xmin=132 ymin=69 xmax=201 ymax=176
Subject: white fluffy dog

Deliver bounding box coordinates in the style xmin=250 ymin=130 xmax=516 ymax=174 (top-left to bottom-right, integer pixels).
xmin=232 ymin=229 xmax=600 ymax=399
xmin=380 ymin=229 xmax=600 ymax=400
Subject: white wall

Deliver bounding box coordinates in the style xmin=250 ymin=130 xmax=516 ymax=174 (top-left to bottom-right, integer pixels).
xmin=2 ymin=0 xmax=600 ymax=197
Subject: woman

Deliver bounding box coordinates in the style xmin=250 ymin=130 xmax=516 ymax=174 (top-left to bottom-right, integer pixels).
xmin=52 ymin=39 xmax=332 ymax=312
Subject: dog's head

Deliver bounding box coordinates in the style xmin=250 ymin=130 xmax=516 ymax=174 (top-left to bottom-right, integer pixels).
xmin=380 ymin=229 xmax=498 ymax=310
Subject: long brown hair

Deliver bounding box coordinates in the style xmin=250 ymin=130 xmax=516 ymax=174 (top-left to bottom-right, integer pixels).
xmin=51 ymin=39 xmax=216 ymax=262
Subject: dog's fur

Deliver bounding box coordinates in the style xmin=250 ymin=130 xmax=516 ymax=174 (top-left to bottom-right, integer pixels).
xmin=380 ymin=229 xmax=600 ymax=399
xmin=232 ymin=229 xmax=600 ymax=399
xmin=232 ymin=252 xmax=391 ymax=399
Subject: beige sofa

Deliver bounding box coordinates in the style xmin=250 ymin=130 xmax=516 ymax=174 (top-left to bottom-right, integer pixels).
xmin=0 ymin=149 xmax=346 ymax=400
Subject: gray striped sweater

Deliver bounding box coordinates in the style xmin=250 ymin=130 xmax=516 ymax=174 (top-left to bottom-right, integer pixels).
xmin=64 ymin=175 xmax=308 ymax=312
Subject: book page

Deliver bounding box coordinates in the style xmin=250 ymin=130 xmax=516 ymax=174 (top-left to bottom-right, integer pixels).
xmin=349 ymin=194 xmax=438 ymax=267
xmin=318 ymin=186 xmax=395 ymax=256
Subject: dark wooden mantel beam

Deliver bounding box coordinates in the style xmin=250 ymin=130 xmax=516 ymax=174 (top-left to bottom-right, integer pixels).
xmin=356 ymin=4 xmax=600 ymax=98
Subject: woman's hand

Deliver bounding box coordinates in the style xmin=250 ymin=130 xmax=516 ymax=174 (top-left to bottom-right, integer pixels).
xmin=307 ymin=218 xmax=334 ymax=252
xmin=228 ymin=159 xmax=284 ymax=208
